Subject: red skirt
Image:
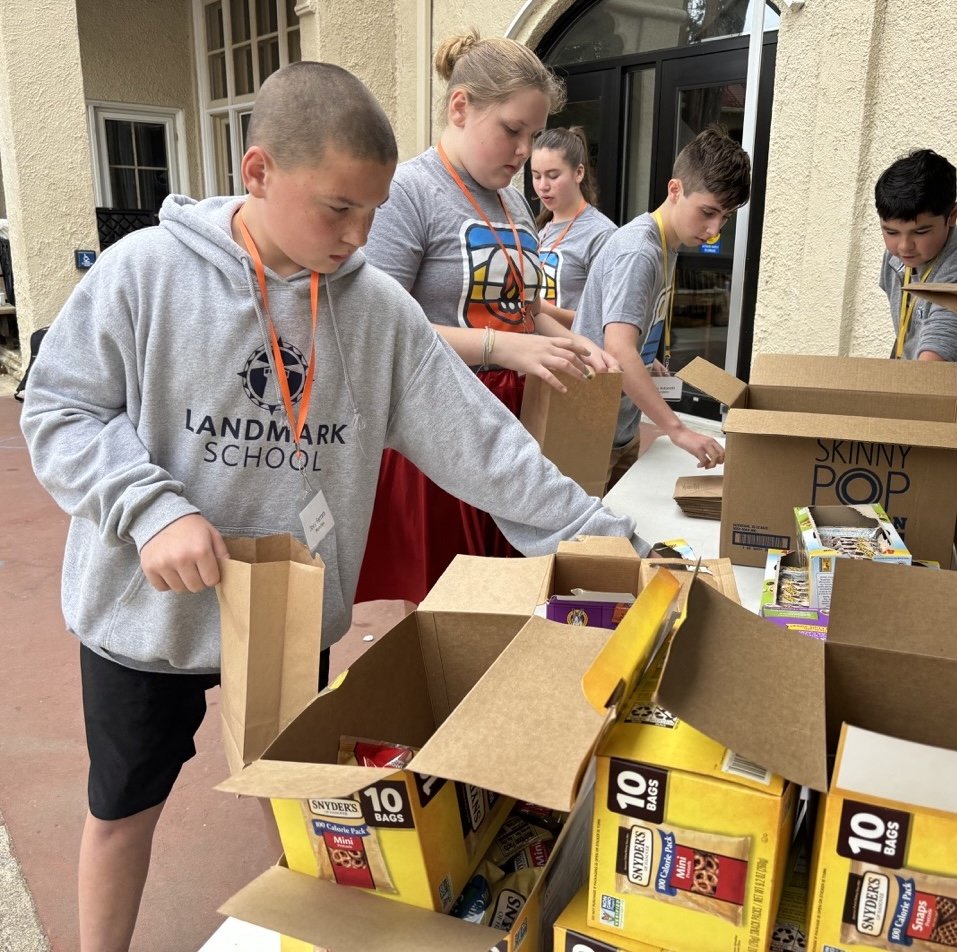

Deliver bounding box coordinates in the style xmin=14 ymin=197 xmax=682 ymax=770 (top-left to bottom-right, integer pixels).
xmin=355 ymin=369 xmax=526 ymax=604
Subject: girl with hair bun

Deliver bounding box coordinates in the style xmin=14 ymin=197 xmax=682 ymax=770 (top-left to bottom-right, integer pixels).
xmin=356 ymin=30 xmax=621 ymax=604
xmin=532 ymin=126 xmax=617 ymax=328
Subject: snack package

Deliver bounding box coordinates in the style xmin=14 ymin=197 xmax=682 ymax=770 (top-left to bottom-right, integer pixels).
xmin=295 ymin=736 xmax=420 ymax=893
xmin=451 ymin=864 xmax=543 ymax=932
xmin=338 ymin=736 xmax=415 ymax=769
xmin=501 ymin=838 xmax=553 ymax=874
xmin=486 ymin=867 xmax=543 ymax=931
xmin=300 ymin=794 xmax=397 ymax=892
xmin=614 ymin=820 xmax=751 ymax=926
xmin=450 ymin=861 xmax=505 ymax=923
xmin=486 ymin=814 xmax=553 ymax=867
xmin=841 ymin=861 xmax=957 ymax=949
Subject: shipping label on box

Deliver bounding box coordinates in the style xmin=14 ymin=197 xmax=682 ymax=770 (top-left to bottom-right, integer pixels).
xmin=807 ymin=726 xmax=957 ymax=952
xmin=588 ymin=645 xmax=796 ymax=952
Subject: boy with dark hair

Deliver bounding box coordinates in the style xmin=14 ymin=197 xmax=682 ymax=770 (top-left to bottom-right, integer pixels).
xmin=20 ymin=61 xmax=645 ymax=950
xmin=875 ymin=148 xmax=957 ymax=361
xmin=572 ymin=126 xmax=751 ymax=490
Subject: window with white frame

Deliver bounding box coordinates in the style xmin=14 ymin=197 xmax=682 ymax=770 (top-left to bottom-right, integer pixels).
xmin=89 ymin=105 xmax=184 ymax=212
xmin=194 ymin=0 xmax=301 ymax=195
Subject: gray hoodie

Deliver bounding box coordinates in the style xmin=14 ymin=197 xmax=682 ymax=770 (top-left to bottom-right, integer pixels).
xmin=21 ymin=195 xmax=639 ymax=674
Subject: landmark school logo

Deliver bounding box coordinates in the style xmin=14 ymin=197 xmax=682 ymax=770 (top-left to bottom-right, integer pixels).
xmin=239 ymin=339 xmax=308 ymax=412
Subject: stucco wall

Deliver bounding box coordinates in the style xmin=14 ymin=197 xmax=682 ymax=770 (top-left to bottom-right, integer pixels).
xmin=77 ymin=0 xmax=201 ymax=199
xmin=756 ymin=1 xmax=957 ymax=358
xmin=0 ymin=0 xmax=99 ymax=357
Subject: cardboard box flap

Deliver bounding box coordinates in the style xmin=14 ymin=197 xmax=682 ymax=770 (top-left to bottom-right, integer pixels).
xmin=556 ymin=535 xmax=639 ymax=559
xmin=748 ymin=353 xmax=957 ymax=398
xmin=907 ymin=281 xmax=957 ymax=315
xmin=218 ymin=615 xmax=438 ymax=797
xmin=828 ymin=559 xmax=957 ymax=655
xmin=823 ymin=563 xmax=957 ymax=757
xmin=677 ymin=357 xmax=747 ymax=407
xmin=582 ymin=568 xmax=682 ymax=713
xmin=832 ymin=724 xmax=957 ymax=815
xmin=220 ymin=865 xmax=501 ymax=951
xmin=216 ymin=758 xmax=397 ymax=799
xmin=408 ymin=616 xmax=611 ymax=811
xmin=418 ymin=553 xmax=552 ymax=614
xmin=655 ymin=578 xmax=829 ymax=791
xmin=724 ymin=407 xmax=957 ymax=448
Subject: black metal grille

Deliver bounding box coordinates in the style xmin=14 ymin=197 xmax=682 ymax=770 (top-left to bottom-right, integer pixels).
xmin=96 ymin=207 xmax=159 ymax=249
xmin=0 ymin=236 xmax=14 ymax=305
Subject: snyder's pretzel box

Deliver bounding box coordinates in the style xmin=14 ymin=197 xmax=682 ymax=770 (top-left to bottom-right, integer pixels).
xmin=676 ymin=354 xmax=957 ymax=568
xmin=588 ymin=632 xmax=797 ymax=951
xmin=648 ymin=560 xmax=957 ymax=949
xmin=795 ymin=503 xmax=911 ymax=612
xmin=554 ymin=886 xmax=670 ymax=951
xmin=760 ymin=548 xmax=829 ymax=640
xmin=807 ymin=725 xmax=957 ymax=952
xmin=217 ymin=554 xmax=684 ymax=951
xmin=268 ymin=735 xmax=512 ymax=912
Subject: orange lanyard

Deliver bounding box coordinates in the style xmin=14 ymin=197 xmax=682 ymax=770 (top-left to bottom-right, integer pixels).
xmin=652 ymin=211 xmax=677 ymax=368
xmin=237 ymin=209 xmax=320 ymax=466
xmin=437 ymin=143 xmax=532 ymax=326
xmin=544 ymin=201 xmax=588 ymax=252
xmin=895 ymin=261 xmax=935 ymax=359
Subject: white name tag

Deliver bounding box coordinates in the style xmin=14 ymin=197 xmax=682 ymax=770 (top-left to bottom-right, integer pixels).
xmin=653 ymin=376 xmax=683 ymax=401
xmin=299 ymin=489 xmax=334 ymax=552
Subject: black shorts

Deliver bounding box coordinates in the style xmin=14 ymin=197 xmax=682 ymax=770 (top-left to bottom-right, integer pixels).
xmin=80 ymin=644 xmax=331 ymax=821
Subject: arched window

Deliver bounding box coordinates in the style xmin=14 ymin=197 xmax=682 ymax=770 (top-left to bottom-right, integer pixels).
xmin=548 ymin=0 xmax=780 ymax=67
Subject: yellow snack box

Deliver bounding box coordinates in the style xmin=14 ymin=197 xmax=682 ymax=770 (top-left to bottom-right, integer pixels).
xmin=807 ymin=725 xmax=957 ymax=952
xmin=589 ymin=638 xmax=797 ymax=951
xmin=554 ymin=885 xmax=670 ymax=951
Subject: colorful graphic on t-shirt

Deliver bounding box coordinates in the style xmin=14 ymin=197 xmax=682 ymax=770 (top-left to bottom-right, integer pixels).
xmin=640 ymin=285 xmax=671 ymax=367
xmin=538 ymin=249 xmax=561 ymax=307
xmin=458 ymin=221 xmax=542 ymax=332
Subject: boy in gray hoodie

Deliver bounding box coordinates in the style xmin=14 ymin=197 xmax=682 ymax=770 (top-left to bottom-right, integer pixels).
xmin=20 ymin=62 xmax=646 ymax=949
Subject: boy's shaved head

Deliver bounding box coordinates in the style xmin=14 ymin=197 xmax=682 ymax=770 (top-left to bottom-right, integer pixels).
xmin=246 ymin=61 xmax=397 ymax=168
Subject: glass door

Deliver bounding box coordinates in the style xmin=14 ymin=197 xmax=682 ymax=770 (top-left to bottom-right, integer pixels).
xmin=527 ymin=68 xmax=621 ymax=223
xmin=649 ymin=41 xmax=775 ymax=417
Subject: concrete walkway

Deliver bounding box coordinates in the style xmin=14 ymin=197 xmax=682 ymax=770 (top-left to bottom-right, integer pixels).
xmin=0 ymin=373 xmax=408 ymax=951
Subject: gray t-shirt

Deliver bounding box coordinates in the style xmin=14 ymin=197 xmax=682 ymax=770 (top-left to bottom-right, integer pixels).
xmin=572 ymin=213 xmax=676 ymax=445
xmin=537 ymin=204 xmax=617 ymax=311
xmin=364 ymin=148 xmax=543 ymax=337
xmin=879 ymin=226 xmax=957 ymax=360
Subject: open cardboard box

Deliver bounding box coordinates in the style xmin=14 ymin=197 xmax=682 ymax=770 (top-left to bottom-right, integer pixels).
xmin=678 ymin=355 xmax=957 ymax=567
xmin=654 ymin=557 xmax=957 ymax=792
xmin=216 ymin=546 xmax=680 ymax=951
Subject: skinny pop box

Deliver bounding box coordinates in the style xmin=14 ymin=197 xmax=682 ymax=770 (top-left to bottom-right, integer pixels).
xmin=677 ymin=354 xmax=957 ymax=567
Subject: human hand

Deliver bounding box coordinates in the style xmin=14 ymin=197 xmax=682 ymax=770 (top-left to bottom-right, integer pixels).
xmin=669 ymin=425 xmax=725 ymax=469
xmin=571 ymin=333 xmax=621 ymax=374
xmin=140 ymin=514 xmax=229 ymax=593
xmin=650 ymin=359 xmax=669 ymax=377
xmin=494 ymin=332 xmax=592 ymax=392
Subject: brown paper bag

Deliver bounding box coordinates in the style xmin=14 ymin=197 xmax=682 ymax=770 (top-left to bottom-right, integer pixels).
xmin=520 ymin=369 xmax=622 ymax=498
xmin=216 ymin=534 xmax=325 ymax=774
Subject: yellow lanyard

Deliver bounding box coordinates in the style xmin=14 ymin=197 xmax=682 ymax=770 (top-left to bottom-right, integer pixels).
xmin=652 ymin=210 xmax=676 ymax=368
xmin=895 ymin=261 xmax=935 ymax=359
